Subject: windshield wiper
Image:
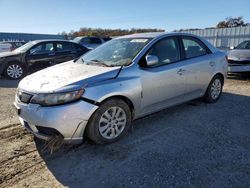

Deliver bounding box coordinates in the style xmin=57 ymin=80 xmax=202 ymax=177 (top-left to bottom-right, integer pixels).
xmin=88 ymin=59 xmax=111 ymax=67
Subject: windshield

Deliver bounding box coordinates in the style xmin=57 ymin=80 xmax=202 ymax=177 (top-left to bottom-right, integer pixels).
xmin=77 ymin=38 xmax=150 ymax=67
xmin=14 ymin=41 xmax=37 ymax=52
xmin=235 ymin=41 xmax=250 ymax=50
xmin=72 ymin=37 xmax=83 ymax=43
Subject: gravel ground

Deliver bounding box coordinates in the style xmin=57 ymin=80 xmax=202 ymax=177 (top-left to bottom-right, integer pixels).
xmin=0 ymin=77 xmax=250 ymax=188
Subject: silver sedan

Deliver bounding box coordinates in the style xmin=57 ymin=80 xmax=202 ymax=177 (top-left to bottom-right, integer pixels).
xmin=14 ymin=32 xmax=228 ymax=144
xmin=228 ymin=40 xmax=250 ymax=73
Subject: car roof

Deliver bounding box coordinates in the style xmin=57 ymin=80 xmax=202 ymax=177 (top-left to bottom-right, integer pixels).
xmin=117 ymin=32 xmax=218 ymax=53
xmin=117 ymin=32 xmax=202 ymax=39
xmin=30 ymin=39 xmax=71 ymax=43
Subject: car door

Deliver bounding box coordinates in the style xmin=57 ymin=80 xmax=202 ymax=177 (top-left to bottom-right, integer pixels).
xmin=54 ymin=42 xmax=76 ymax=64
xmin=139 ymin=37 xmax=187 ymax=115
xmin=179 ymin=36 xmax=213 ymax=100
xmin=25 ymin=42 xmax=55 ymax=71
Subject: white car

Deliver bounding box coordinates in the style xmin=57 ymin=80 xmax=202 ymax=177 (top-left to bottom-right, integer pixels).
xmin=0 ymin=42 xmax=12 ymax=53
xmin=228 ymin=40 xmax=250 ymax=73
xmin=72 ymin=36 xmax=108 ymax=50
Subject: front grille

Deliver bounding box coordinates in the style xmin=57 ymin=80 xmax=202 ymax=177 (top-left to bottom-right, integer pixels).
xmin=228 ymin=60 xmax=250 ymax=65
xmin=17 ymin=91 xmax=33 ymax=104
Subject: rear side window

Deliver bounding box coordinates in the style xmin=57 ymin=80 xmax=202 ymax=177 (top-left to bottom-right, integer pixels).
xmin=182 ymin=38 xmax=207 ymax=59
xmin=56 ymin=42 xmax=73 ymax=52
xmin=146 ymin=37 xmax=180 ymax=67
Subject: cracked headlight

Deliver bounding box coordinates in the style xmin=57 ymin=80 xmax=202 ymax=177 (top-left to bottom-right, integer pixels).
xmin=30 ymin=89 xmax=84 ymax=106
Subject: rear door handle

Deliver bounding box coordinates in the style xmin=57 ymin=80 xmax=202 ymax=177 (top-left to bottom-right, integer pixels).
xmin=177 ymin=69 xmax=186 ymax=75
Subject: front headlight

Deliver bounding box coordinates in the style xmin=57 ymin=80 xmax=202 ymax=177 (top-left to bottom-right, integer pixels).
xmin=227 ymin=55 xmax=239 ymax=61
xmin=30 ymin=89 xmax=84 ymax=106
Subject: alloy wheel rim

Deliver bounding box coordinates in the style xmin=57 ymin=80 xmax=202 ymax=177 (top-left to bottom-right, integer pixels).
xmin=7 ymin=64 xmax=23 ymax=79
xmin=98 ymin=106 xmax=127 ymax=139
xmin=211 ymin=79 xmax=222 ymax=100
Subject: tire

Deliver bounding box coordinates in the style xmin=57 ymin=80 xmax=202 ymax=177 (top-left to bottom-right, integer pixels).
xmin=86 ymin=99 xmax=132 ymax=144
xmin=204 ymin=75 xmax=223 ymax=103
xmin=4 ymin=62 xmax=26 ymax=80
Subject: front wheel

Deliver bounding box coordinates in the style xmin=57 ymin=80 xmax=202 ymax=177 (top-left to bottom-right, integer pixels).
xmin=204 ymin=75 xmax=223 ymax=103
xmin=86 ymin=99 xmax=132 ymax=144
xmin=4 ymin=62 xmax=26 ymax=80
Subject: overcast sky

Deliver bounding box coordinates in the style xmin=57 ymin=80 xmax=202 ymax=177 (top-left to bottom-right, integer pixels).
xmin=0 ymin=0 xmax=249 ymax=34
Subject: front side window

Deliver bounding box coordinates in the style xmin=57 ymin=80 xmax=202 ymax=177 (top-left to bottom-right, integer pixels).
xmin=78 ymin=38 xmax=150 ymax=67
xmin=30 ymin=43 xmax=54 ymax=55
xmin=182 ymin=38 xmax=207 ymax=59
xmin=146 ymin=38 xmax=180 ymax=66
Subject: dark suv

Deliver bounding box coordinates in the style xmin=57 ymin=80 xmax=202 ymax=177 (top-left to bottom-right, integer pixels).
xmin=0 ymin=40 xmax=89 ymax=79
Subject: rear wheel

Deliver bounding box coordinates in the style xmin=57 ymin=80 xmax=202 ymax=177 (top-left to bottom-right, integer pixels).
xmin=86 ymin=99 xmax=132 ymax=144
xmin=4 ymin=62 xmax=26 ymax=80
xmin=204 ymin=75 xmax=223 ymax=103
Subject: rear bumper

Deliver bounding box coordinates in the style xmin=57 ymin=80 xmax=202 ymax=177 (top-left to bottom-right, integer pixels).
xmin=14 ymin=99 xmax=98 ymax=144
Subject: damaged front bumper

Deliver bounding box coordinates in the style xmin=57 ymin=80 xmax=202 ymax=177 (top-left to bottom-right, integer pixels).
xmin=14 ymin=99 xmax=98 ymax=144
xmin=228 ymin=59 xmax=250 ymax=73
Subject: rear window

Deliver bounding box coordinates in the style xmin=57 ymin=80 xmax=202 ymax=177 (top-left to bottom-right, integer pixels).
xmin=56 ymin=42 xmax=73 ymax=52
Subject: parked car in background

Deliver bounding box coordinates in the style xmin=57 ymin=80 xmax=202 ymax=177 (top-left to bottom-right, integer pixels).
xmin=0 ymin=41 xmax=26 ymax=53
xmin=0 ymin=40 xmax=89 ymax=79
xmin=228 ymin=40 xmax=250 ymax=73
xmin=14 ymin=33 xmax=227 ymax=145
xmin=73 ymin=36 xmax=110 ymax=49
xmin=0 ymin=42 xmax=12 ymax=53
xmin=7 ymin=41 xmax=26 ymax=51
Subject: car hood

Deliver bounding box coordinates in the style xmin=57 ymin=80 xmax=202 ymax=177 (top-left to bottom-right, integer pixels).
xmin=18 ymin=61 xmax=121 ymax=93
xmin=0 ymin=51 xmax=21 ymax=58
xmin=228 ymin=49 xmax=250 ymax=59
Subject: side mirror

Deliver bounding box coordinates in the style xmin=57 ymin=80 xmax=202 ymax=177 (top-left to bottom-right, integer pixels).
xmin=145 ymin=55 xmax=159 ymax=66
xmin=230 ymin=46 xmax=235 ymax=50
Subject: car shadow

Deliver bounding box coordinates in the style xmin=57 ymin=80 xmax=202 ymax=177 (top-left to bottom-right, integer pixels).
xmin=0 ymin=79 xmax=20 ymax=88
xmin=35 ymin=92 xmax=250 ymax=188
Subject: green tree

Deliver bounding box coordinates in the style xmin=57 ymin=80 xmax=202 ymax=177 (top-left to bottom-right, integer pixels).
xmin=216 ymin=17 xmax=247 ymax=28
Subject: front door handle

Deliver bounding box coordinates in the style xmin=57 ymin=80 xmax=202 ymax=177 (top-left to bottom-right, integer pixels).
xmin=177 ymin=69 xmax=186 ymax=75
xmin=209 ymin=61 xmax=215 ymax=66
